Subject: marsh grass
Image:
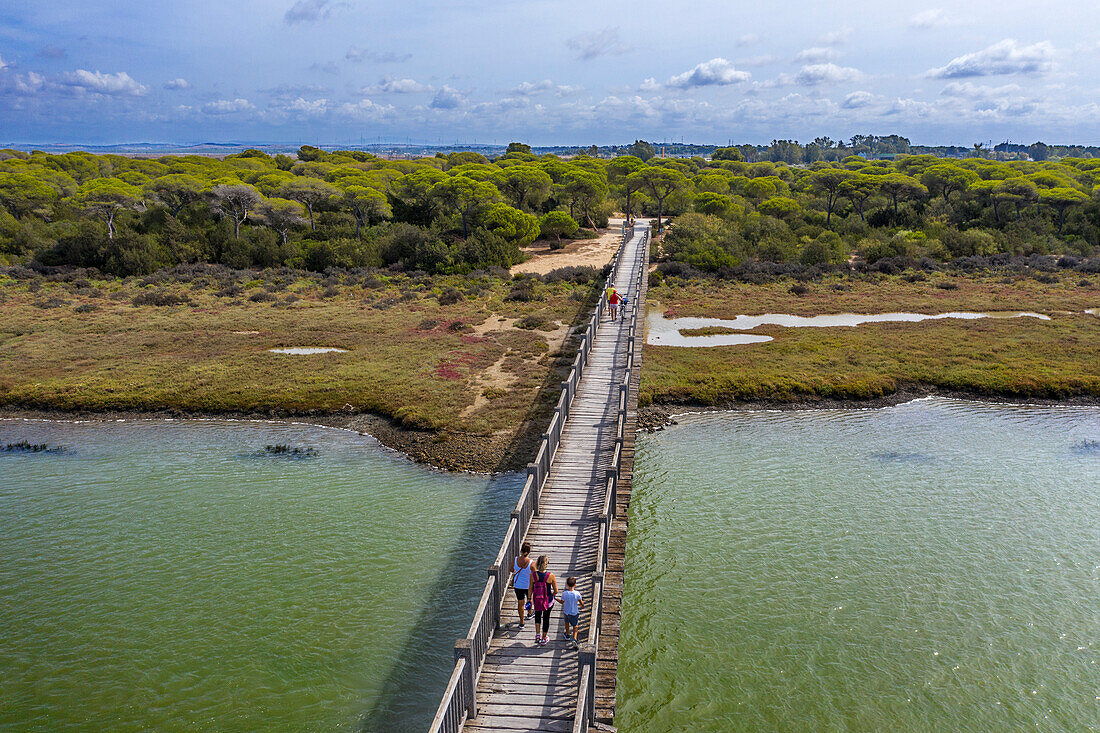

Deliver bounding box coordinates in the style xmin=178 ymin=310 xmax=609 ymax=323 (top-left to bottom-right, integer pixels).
xmin=678 ymin=326 xmax=739 ymax=337
xmin=257 ymin=444 xmax=317 ymax=458
xmin=0 ymin=271 xmax=600 ymax=466
xmin=651 ymin=270 xmax=1098 ymax=318
xmin=2 ymin=440 xmax=64 ymax=454
xmin=643 ymin=272 xmax=1100 ymax=406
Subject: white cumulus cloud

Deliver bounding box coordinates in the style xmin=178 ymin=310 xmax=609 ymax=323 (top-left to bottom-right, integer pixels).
xmin=430 ymin=85 xmax=464 ymax=109
xmin=336 ymin=98 xmax=394 ymax=119
xmin=12 ymin=72 xmax=47 ymax=95
xmin=60 ymin=69 xmax=148 ymax=96
xmin=164 ymin=78 xmax=190 ymax=90
xmin=510 ymin=79 xmax=580 ymax=96
xmin=377 ymin=77 xmax=432 ymax=93
xmin=795 ymin=47 xmax=839 ymax=63
xmin=926 ymin=39 xmax=1055 ymax=78
xmin=908 ymin=9 xmax=958 ymax=29
xmin=842 ymin=91 xmax=876 ymax=108
xmin=202 ymin=98 xmax=254 ymax=114
xmin=667 ymin=58 xmax=750 ymax=88
xmin=566 ymin=27 xmax=629 ymax=61
xmin=284 ymin=0 xmax=348 ymax=24
xmin=940 ymin=81 xmax=1023 ymax=98
xmin=819 ymin=27 xmax=853 ymax=46
xmin=287 ymin=97 xmax=329 ymax=115
xmin=795 ymin=63 xmax=862 ymax=85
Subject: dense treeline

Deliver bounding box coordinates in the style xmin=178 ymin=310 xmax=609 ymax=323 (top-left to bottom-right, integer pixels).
xmin=0 ymin=142 xmax=604 ymax=276
xmin=1 ymin=142 xmax=1098 ymax=277
xmin=655 ymin=152 xmax=1100 ymax=273
xmin=596 ymin=136 xmax=1100 ymax=163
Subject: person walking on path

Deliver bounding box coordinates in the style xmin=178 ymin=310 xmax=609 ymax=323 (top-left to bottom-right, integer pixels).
xmin=530 ymin=555 xmax=558 ymax=646
xmin=606 ymin=285 xmax=622 ymax=321
xmin=610 ymin=287 xmax=625 ymax=321
xmin=512 ymin=542 xmax=533 ymax=628
xmin=558 ymin=576 xmax=585 ymax=650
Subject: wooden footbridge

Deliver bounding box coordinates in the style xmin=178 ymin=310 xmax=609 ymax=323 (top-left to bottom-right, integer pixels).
xmin=429 ymin=222 xmax=650 ymax=733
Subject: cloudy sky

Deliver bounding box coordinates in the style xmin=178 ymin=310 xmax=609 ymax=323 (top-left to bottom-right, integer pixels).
xmin=2 ymin=0 xmax=1099 ymax=146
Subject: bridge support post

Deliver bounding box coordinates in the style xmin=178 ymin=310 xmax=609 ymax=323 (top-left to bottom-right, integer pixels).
xmin=454 ymin=639 xmax=477 ymax=720
xmin=487 ymin=564 xmax=503 ymax=630
xmin=598 ymin=513 xmax=609 ymax=566
xmin=605 ymin=469 xmax=617 ymax=517
xmin=527 ymin=463 xmax=540 ymax=516
xmin=591 ymin=571 xmax=604 ymax=631
xmin=579 ymin=643 xmax=597 ymax=722
xmin=510 ymin=509 xmax=524 ymax=543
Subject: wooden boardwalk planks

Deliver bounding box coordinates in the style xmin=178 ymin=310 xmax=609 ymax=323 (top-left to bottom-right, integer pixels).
xmin=460 ymin=226 xmax=648 ymax=732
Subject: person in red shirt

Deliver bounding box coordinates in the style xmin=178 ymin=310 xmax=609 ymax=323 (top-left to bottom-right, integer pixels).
xmin=608 ymin=287 xmax=624 ymax=320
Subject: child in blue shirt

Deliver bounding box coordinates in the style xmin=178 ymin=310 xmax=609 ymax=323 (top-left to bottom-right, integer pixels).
xmin=558 ymin=576 xmax=585 ymax=649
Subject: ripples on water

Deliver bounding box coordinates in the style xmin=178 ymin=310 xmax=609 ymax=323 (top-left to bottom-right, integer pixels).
xmin=620 ymin=399 xmax=1099 ymax=732
xmin=0 ymin=419 xmax=520 ymax=732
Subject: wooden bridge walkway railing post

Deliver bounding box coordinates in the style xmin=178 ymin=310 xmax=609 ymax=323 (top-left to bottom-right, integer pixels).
xmin=428 ymin=220 xmax=648 ymax=733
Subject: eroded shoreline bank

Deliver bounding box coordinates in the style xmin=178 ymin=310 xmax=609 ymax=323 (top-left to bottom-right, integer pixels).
xmin=0 ymin=406 xmax=538 ymax=474
xmin=6 ymin=384 xmax=1100 ymax=473
xmin=638 ymin=386 xmax=1100 ymax=431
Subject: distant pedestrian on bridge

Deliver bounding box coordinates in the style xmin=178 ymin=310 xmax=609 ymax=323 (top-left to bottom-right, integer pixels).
xmin=512 ymin=542 xmax=533 ymax=628
xmin=531 ymin=555 xmax=559 ymax=646
xmin=607 ymin=286 xmax=624 ymax=321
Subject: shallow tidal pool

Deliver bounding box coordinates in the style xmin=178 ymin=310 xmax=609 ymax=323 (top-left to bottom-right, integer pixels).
xmin=619 ymin=398 xmax=1099 ymax=732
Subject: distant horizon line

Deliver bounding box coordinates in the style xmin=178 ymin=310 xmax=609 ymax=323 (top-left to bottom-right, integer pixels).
xmin=2 ymin=138 xmax=1093 ymax=152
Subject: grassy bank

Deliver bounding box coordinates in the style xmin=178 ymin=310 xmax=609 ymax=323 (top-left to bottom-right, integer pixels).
xmin=642 ymin=271 xmax=1100 ymax=406
xmin=0 ymin=266 xmax=601 ymax=471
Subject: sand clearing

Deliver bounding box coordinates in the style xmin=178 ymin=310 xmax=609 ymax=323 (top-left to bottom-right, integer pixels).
xmin=268 ymin=347 xmax=347 ymax=355
xmin=511 ymin=218 xmax=626 ymax=275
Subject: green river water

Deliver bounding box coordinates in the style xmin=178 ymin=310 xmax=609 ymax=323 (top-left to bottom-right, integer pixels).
xmin=2 ymin=400 xmax=1097 ymax=732
xmin=0 ymin=419 xmax=519 ymax=732
xmin=619 ymin=398 xmax=1099 ymax=732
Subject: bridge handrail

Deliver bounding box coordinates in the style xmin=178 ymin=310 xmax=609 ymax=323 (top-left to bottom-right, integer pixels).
xmin=429 ymin=656 xmax=469 ymax=733
xmin=428 ymin=222 xmax=639 ymax=732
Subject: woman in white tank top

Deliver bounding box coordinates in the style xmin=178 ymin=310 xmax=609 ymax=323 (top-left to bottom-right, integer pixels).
xmin=513 ymin=542 xmax=533 ymax=627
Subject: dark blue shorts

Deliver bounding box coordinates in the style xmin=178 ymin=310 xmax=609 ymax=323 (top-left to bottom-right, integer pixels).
xmin=564 ymin=613 xmax=579 ymax=627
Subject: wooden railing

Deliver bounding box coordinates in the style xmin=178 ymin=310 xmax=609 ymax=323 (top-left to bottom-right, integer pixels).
xmin=428 ymin=221 xmax=642 ymax=733
xmin=572 ymin=225 xmax=648 ymax=733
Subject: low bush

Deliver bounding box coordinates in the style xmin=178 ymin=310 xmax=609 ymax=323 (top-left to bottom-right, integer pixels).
xmin=214 ymin=284 xmax=243 ymax=298
xmin=132 ymin=290 xmax=190 ymax=306
xmin=516 ymin=314 xmax=547 ymax=330
xmin=505 ymin=279 xmax=540 ymax=301
xmin=543 ymin=266 xmax=599 ymax=284
xmin=438 ymin=287 xmax=463 ymax=305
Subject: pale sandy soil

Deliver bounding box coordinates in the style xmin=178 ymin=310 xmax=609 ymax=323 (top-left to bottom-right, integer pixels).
xmin=511 ymin=218 xmax=625 ymax=275
xmin=460 ymin=314 xmax=575 ymax=419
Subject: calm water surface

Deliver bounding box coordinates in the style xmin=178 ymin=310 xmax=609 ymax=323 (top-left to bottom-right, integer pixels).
xmin=620 ymin=399 xmax=1099 ymax=732
xmin=0 ymin=419 xmax=520 ymax=732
